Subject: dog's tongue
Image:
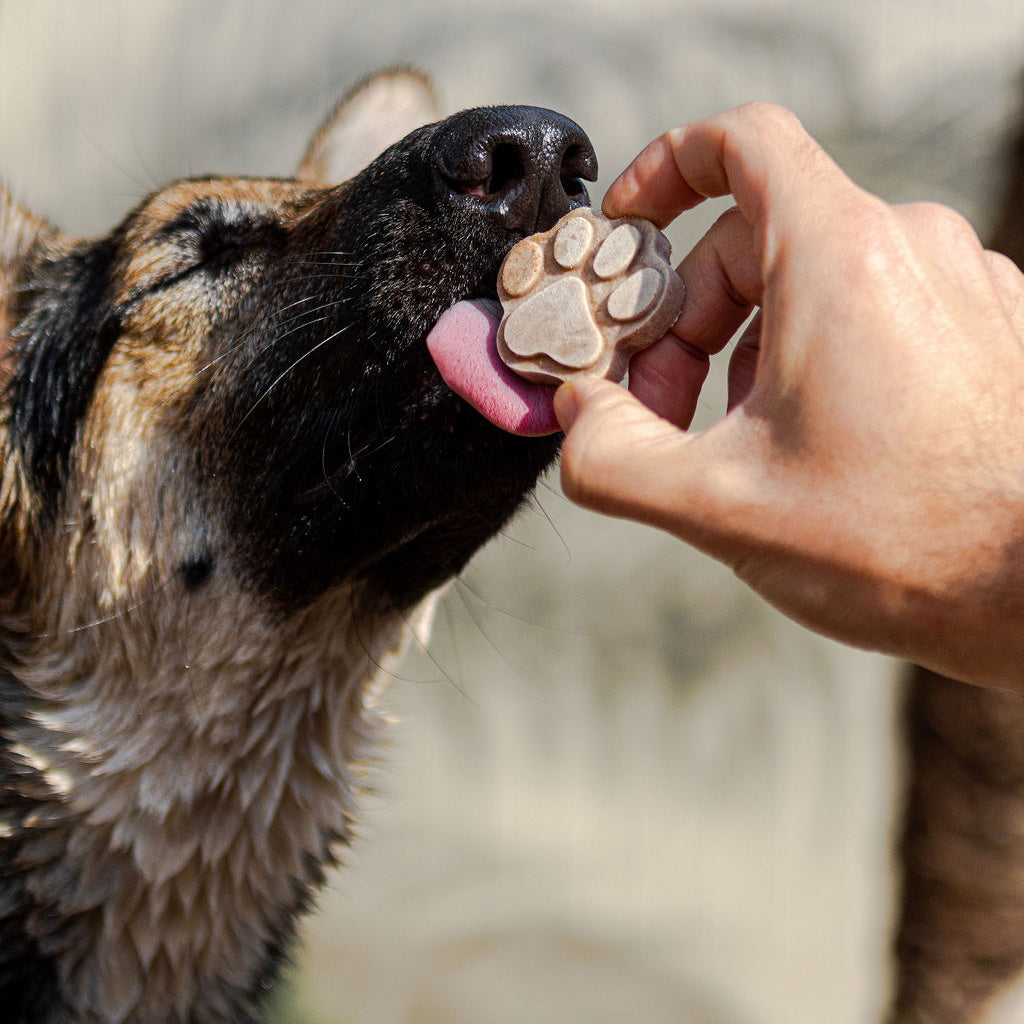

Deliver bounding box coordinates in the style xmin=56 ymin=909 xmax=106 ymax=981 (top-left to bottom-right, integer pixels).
xmin=426 ymin=299 xmax=559 ymax=436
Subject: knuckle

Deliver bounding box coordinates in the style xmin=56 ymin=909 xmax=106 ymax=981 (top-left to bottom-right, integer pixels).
xmin=833 ymin=197 xmax=958 ymax=283
xmin=728 ymin=102 xmax=808 ymax=153
xmin=985 ymin=249 xmax=1024 ymax=280
xmin=822 ymin=198 xmax=904 ymax=281
xmin=705 ymin=102 xmax=806 ymax=155
xmin=735 ymin=101 xmax=802 ymax=132
xmin=983 ymin=250 xmax=1024 ymax=317
xmin=899 ymin=201 xmax=979 ymax=246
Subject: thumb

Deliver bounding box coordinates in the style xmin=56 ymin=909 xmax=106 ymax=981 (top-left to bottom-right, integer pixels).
xmin=554 ymin=378 xmax=715 ymax=532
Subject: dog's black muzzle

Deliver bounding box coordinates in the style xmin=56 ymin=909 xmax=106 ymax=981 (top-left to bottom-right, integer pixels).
xmin=226 ymin=106 xmax=600 ymax=611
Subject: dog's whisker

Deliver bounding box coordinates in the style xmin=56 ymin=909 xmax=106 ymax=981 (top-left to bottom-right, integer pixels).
xmin=285 ymin=249 xmax=359 ymax=260
xmin=282 ymin=259 xmax=360 ymax=269
xmin=345 ymin=424 xmax=364 ymax=484
xmin=139 ymin=296 xmax=344 ymax=419
xmin=448 ymin=575 xmax=526 ymax=684
xmin=397 ymin=600 xmax=472 ymax=698
xmin=340 ymin=588 xmax=454 ymax=691
xmin=227 ymin=323 xmax=352 ymax=441
xmin=453 ymin=574 xmax=586 ymax=637
xmin=526 ymin=488 xmax=573 ymax=565
xmin=317 ymin=407 xmax=349 ymax=511
xmin=76 ymin=127 xmax=154 ymax=204
xmin=172 ymin=294 xmax=348 ymax=399
xmin=230 ymin=302 xmax=343 ymax=360
xmin=272 ymin=271 xmax=350 ymax=285
xmin=314 ymin=430 xmax=398 ymax=491
xmin=38 ymin=570 xmax=178 ymax=638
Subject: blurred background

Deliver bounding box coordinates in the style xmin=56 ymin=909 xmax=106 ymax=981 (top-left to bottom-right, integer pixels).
xmin=3 ymin=2 xmax=1024 ymax=1022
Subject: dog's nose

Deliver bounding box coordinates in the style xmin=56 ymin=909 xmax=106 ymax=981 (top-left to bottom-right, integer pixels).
xmin=432 ymin=106 xmax=598 ymax=235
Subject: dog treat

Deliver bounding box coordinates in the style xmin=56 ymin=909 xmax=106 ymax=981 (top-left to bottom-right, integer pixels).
xmin=496 ymin=208 xmax=685 ymax=386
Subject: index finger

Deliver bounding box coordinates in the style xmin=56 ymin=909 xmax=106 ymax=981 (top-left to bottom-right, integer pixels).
xmin=602 ymin=103 xmax=858 ymax=262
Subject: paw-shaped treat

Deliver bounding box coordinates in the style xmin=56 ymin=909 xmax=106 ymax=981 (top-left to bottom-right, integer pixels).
xmin=496 ymin=208 xmax=685 ymax=385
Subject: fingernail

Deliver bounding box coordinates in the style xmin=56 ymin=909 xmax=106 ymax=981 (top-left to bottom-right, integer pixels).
xmin=602 ymin=172 xmax=640 ymax=221
xmin=555 ymin=379 xmax=608 ymax=432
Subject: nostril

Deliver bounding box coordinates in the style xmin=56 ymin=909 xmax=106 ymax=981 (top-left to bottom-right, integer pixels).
xmin=560 ymin=143 xmax=597 ymax=202
xmin=441 ymin=142 xmax=526 ymax=200
xmin=561 ymin=175 xmax=587 ymax=202
xmin=488 ymin=143 xmax=526 ymax=198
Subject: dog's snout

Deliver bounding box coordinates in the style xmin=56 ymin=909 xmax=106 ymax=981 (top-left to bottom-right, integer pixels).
xmin=432 ymin=105 xmax=598 ymax=235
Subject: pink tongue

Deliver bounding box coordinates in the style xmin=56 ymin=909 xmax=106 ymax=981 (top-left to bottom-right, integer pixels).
xmin=426 ymin=299 xmax=559 ymax=436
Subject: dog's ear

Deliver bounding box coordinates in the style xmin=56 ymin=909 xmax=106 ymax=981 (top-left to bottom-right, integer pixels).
xmin=1 ymin=186 xmax=55 ymax=385
xmin=297 ymin=68 xmax=440 ymax=185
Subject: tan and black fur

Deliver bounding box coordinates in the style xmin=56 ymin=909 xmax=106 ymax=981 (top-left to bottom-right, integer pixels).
xmin=0 ymin=70 xmax=596 ymax=1023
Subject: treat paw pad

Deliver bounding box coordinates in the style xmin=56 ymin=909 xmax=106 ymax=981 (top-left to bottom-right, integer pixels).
xmin=497 ymin=208 xmax=685 ymax=385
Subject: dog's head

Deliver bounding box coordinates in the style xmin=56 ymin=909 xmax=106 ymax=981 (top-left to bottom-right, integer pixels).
xmin=0 ymin=70 xmax=597 ymax=623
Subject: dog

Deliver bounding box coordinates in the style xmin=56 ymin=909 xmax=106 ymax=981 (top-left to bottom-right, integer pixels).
xmin=0 ymin=69 xmax=596 ymax=1023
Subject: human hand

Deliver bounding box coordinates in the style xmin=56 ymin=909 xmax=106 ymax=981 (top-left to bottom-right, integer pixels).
xmin=555 ymin=103 xmax=1024 ymax=688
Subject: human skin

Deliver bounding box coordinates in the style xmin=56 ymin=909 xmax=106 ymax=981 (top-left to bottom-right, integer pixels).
xmin=554 ymin=102 xmax=1024 ymax=690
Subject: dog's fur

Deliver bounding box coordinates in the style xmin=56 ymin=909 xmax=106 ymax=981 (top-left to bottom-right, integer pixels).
xmin=0 ymin=70 xmax=596 ymax=1023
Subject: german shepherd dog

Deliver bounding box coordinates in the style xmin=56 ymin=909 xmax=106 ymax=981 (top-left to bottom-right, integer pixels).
xmin=0 ymin=70 xmax=596 ymax=1023
xmin=4 ymin=67 xmax=1024 ymax=1024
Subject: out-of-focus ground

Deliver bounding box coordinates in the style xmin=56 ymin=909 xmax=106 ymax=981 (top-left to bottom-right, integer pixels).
xmin=3 ymin=2 xmax=1024 ymax=1021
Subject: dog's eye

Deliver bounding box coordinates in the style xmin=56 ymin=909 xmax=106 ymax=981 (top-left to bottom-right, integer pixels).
xmin=154 ymin=202 xmax=284 ymax=285
xmin=192 ymin=220 xmax=254 ymax=274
